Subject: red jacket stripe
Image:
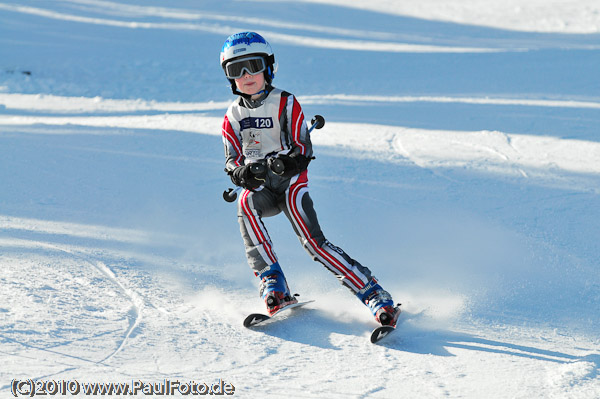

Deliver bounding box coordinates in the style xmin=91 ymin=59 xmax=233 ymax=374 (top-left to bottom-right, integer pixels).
xmin=290 ymin=96 xmax=306 ymax=155
xmin=222 ymin=115 xmax=243 ymax=167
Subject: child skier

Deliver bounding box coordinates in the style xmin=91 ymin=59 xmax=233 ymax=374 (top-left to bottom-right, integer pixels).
xmin=220 ymin=32 xmax=400 ymax=327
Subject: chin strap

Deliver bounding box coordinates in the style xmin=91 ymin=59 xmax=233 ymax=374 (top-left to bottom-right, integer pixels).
xmin=251 ymin=85 xmax=271 ymax=97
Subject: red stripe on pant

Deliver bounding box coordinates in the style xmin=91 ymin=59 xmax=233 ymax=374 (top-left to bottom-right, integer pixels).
xmin=287 ymin=176 xmax=365 ymax=291
xmin=241 ymin=189 xmax=278 ymax=265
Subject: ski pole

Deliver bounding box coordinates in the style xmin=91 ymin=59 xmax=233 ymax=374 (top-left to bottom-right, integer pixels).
xmin=222 ymin=115 xmax=325 ymax=203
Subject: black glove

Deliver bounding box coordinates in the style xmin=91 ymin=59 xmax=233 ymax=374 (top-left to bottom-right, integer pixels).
xmin=229 ymin=163 xmax=266 ymax=189
xmin=269 ymin=154 xmax=312 ymax=178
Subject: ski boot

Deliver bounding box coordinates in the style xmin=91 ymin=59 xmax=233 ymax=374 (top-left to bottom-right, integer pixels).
xmin=257 ymin=262 xmax=297 ymax=316
xmin=357 ymin=278 xmax=401 ymax=327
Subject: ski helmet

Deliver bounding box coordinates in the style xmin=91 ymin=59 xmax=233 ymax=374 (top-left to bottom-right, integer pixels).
xmin=220 ymin=32 xmax=277 ymax=95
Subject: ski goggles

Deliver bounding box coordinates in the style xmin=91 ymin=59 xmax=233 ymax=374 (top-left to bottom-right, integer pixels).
xmin=224 ymin=56 xmax=267 ymax=79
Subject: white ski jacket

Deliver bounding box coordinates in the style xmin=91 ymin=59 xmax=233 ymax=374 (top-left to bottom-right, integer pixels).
xmin=221 ymin=88 xmax=313 ymax=173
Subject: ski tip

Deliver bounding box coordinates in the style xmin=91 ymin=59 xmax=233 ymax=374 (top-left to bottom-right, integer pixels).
xmin=370 ymin=325 xmax=395 ymax=344
xmin=243 ymin=313 xmax=270 ymax=328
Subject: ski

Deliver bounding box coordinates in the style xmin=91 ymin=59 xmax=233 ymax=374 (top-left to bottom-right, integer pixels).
xmin=370 ymin=325 xmax=396 ymax=344
xmin=243 ymin=300 xmax=314 ymax=328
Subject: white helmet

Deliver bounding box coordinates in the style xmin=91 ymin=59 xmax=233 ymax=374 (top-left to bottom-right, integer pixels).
xmin=220 ymin=32 xmax=277 ymax=95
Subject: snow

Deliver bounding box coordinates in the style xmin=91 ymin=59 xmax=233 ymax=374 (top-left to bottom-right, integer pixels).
xmin=292 ymin=0 xmax=600 ymax=34
xmin=1 ymin=0 xmax=599 ymax=398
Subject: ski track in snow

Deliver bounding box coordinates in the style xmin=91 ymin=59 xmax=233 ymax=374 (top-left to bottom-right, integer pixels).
xmin=2 ymin=93 xmax=599 ymax=190
xmin=0 ymin=236 xmax=143 ymax=361
xmin=1 ymin=0 xmax=600 ymax=398
xmin=0 ymin=2 xmax=504 ymax=54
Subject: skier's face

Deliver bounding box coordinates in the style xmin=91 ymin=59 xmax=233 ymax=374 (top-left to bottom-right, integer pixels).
xmin=234 ymin=71 xmax=265 ymax=98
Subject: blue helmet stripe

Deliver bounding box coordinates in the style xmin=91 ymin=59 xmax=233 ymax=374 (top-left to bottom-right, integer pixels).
xmin=222 ymin=32 xmax=267 ymax=52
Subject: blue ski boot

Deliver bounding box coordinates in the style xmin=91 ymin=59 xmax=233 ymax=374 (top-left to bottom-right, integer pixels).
xmin=357 ymin=278 xmax=401 ymax=327
xmin=257 ymin=262 xmax=297 ymax=316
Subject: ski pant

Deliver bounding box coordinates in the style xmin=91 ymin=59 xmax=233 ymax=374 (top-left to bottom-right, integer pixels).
xmin=237 ymin=170 xmax=373 ymax=294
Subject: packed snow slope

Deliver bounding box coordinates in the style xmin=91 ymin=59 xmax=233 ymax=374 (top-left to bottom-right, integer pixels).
xmin=1 ymin=1 xmax=599 ymax=398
